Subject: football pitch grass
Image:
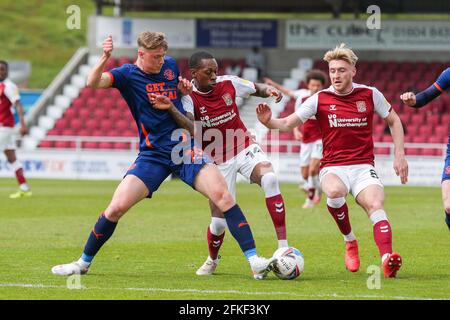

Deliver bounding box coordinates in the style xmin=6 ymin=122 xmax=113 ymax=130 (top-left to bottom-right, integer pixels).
xmin=0 ymin=178 xmax=449 ymax=300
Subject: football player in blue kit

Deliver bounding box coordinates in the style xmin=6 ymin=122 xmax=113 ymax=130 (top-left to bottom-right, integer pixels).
xmin=51 ymin=32 xmax=276 ymax=279
xmin=401 ymin=67 xmax=450 ymax=230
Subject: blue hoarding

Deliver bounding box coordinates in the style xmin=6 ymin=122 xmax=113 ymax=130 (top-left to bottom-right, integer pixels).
xmin=196 ymin=19 xmax=277 ymax=48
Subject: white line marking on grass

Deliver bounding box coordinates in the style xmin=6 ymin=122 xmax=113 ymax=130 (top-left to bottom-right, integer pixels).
xmin=0 ymin=283 xmax=442 ymax=300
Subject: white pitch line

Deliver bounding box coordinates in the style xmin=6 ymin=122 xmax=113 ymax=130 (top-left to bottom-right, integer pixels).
xmin=0 ymin=283 xmax=442 ymax=300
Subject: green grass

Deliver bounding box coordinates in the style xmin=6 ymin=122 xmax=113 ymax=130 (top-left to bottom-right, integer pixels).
xmin=0 ymin=178 xmax=448 ymax=300
xmin=0 ymin=0 xmax=94 ymax=89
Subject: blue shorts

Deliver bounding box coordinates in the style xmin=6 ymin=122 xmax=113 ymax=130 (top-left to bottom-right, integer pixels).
xmin=442 ymin=136 xmax=450 ymax=182
xmin=125 ymin=143 xmax=211 ymax=197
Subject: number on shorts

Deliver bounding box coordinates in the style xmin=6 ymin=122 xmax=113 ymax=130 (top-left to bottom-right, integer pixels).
xmin=369 ymin=169 xmax=379 ymax=179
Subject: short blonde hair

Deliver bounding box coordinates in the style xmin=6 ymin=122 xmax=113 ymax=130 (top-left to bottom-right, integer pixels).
xmin=323 ymin=43 xmax=358 ymax=66
xmin=137 ymin=31 xmax=168 ymax=51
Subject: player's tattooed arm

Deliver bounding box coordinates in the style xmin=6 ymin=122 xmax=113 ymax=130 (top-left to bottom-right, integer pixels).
xmin=149 ymin=94 xmax=194 ymax=135
xmin=253 ymin=83 xmax=283 ymax=103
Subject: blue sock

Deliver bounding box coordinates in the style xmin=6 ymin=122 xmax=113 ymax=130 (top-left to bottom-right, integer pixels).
xmin=445 ymin=212 xmax=450 ymax=230
xmin=82 ymin=213 xmax=117 ymax=263
xmin=223 ymin=204 xmax=256 ymax=254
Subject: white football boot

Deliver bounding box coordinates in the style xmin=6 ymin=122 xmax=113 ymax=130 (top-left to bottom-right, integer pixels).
xmin=250 ymin=256 xmax=277 ymax=280
xmin=51 ymin=261 xmax=90 ymax=276
xmin=196 ymin=256 xmax=220 ymax=275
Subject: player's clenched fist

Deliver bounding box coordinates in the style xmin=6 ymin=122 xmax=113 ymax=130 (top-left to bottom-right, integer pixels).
xmin=149 ymin=93 xmax=173 ymax=110
xmin=256 ymin=103 xmax=272 ymax=125
xmin=102 ymin=35 xmax=113 ymax=58
xmin=177 ymin=76 xmax=193 ymax=96
xmin=400 ymin=92 xmax=416 ymax=107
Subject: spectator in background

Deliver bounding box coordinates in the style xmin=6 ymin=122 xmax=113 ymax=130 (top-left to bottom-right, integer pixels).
xmin=246 ymin=46 xmax=266 ymax=81
xmin=224 ymin=62 xmax=242 ymax=77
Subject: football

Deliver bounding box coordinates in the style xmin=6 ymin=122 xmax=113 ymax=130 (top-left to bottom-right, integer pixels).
xmin=272 ymin=247 xmax=304 ymax=280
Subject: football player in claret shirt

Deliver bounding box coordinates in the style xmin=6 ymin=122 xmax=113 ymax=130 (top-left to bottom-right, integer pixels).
xmin=0 ymin=60 xmax=32 ymax=198
xmin=51 ymin=33 xmax=276 ymax=280
xmin=180 ymin=51 xmax=286 ymax=276
xmin=257 ymin=43 xmax=408 ymax=278
xmin=401 ymin=68 xmax=450 ymax=230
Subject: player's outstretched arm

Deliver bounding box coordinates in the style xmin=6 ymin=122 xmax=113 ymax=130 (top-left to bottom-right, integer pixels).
xmin=254 ymin=83 xmax=283 ymax=103
xmin=263 ymin=77 xmax=295 ymax=98
xmin=401 ymin=68 xmax=450 ymax=108
xmin=86 ymin=35 xmax=114 ymax=89
xmin=149 ymin=94 xmax=194 ymax=135
xmin=400 ymin=85 xmax=441 ymax=109
xmin=256 ymin=102 xmax=302 ymax=132
xmin=385 ymin=110 xmax=408 ymax=184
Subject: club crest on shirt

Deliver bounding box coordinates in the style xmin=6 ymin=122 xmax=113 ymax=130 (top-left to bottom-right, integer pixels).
xmin=356 ymin=101 xmax=366 ymax=112
xmin=164 ymin=69 xmax=175 ymax=81
xmin=222 ymin=93 xmax=233 ymax=106
xmin=200 ymin=106 xmax=207 ymax=113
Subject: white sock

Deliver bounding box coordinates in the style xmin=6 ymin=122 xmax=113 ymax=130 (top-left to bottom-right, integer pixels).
xmin=19 ymin=183 xmax=30 ymax=192
xmin=326 ymin=197 xmax=346 ymax=208
xmin=307 ymin=175 xmax=314 ymax=189
xmin=278 ymin=240 xmax=288 ymax=248
xmin=77 ymin=258 xmax=91 ymax=268
xmin=210 ymin=217 xmax=227 ymax=236
xmin=381 ymin=253 xmax=390 ymax=263
xmin=312 ymin=175 xmax=320 ymax=189
xmin=369 ymin=209 xmax=389 ymax=225
xmin=261 ymin=172 xmax=281 ymax=198
xmin=248 ymin=255 xmax=259 ymax=266
xmin=343 ymin=231 xmax=357 ymax=242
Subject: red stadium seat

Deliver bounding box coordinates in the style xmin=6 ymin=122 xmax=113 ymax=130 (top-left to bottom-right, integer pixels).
xmin=412 ymin=136 xmax=427 ymax=143
xmin=70 ymin=118 xmax=83 ymax=131
xmin=116 ymin=120 xmax=130 ymax=131
xmin=406 ymin=148 xmax=420 ymax=156
xmin=411 ymin=114 xmax=424 ymax=124
xmin=86 ymin=97 xmax=98 ymax=109
xmin=77 ymin=108 xmax=89 ymax=119
xmin=435 ymin=125 xmax=448 ymax=138
xmin=64 ymin=108 xmax=77 ymax=119
xmin=100 ymin=119 xmax=113 ymax=132
xmin=71 ymin=97 xmax=85 ymax=110
xmin=39 ymin=140 xmax=54 ymax=148
xmin=382 ymin=135 xmax=393 ymax=143
xmin=426 ymin=114 xmax=440 ymax=126
xmin=109 ymin=109 xmax=121 ymax=120
xmin=114 ymin=142 xmax=131 ymax=149
xmin=102 ymin=98 xmax=116 ymax=110
xmin=82 ymin=141 xmax=98 ymax=149
xmin=421 ymin=149 xmax=436 ymax=156
xmin=418 ymin=126 xmax=433 ymax=136
xmin=90 ymin=108 xmax=102 ymax=120
xmin=375 ymin=147 xmax=390 ymax=155
xmin=86 ymin=119 xmax=98 ymax=130
xmin=80 ymin=87 xmax=95 ymax=99
xmin=98 ymin=141 xmax=114 ymax=149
